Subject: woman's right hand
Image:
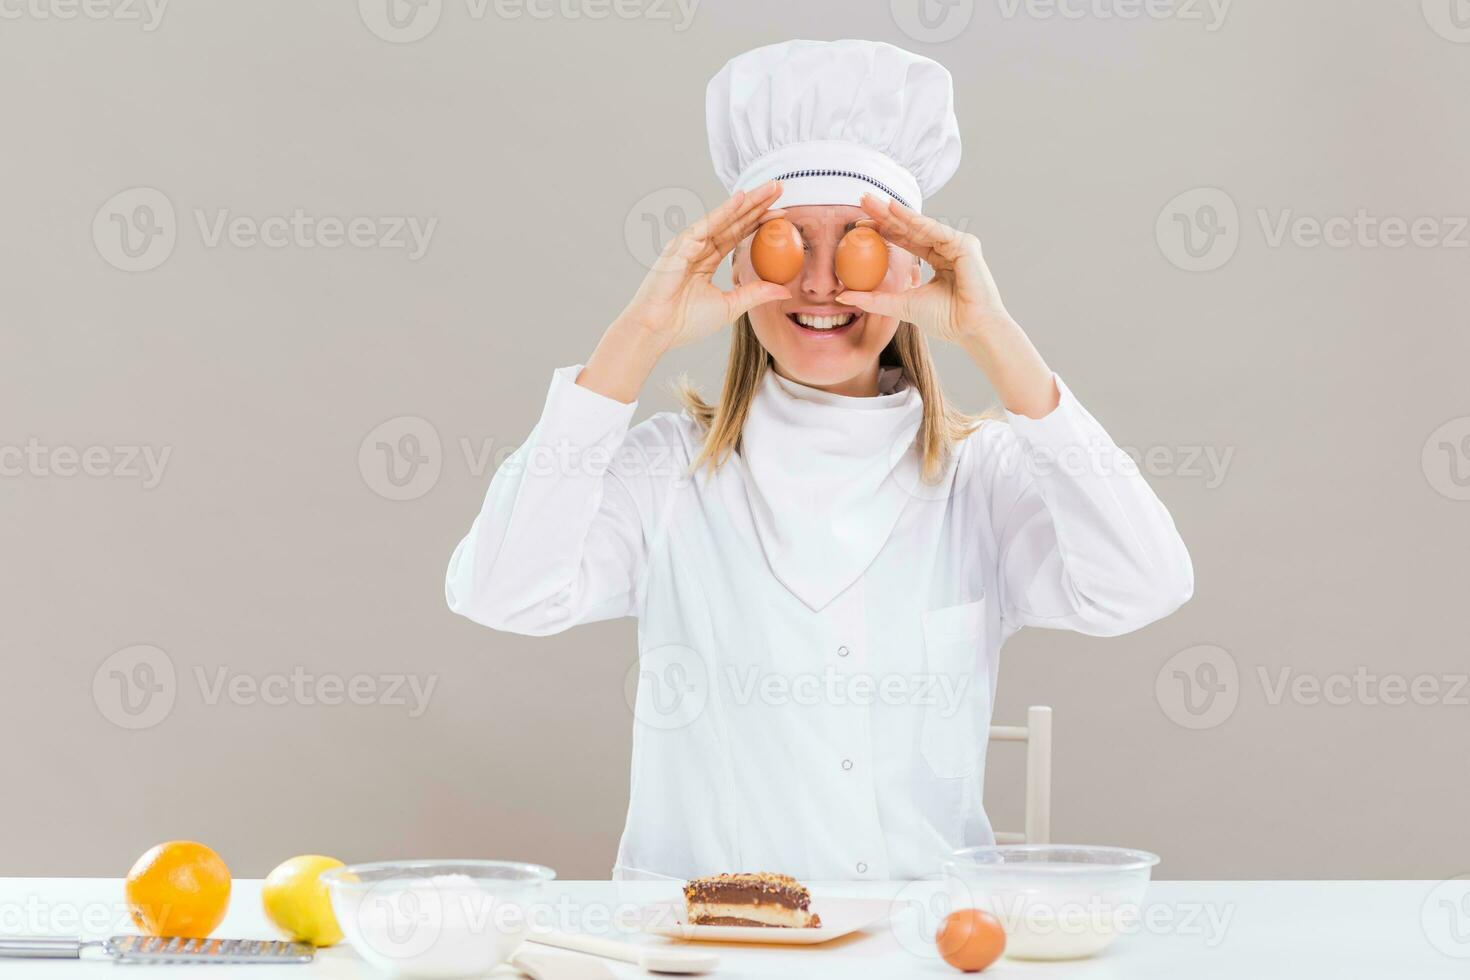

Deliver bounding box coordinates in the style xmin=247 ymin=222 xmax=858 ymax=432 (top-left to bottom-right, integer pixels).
xmin=617 ymin=181 xmax=791 ymax=350
xmin=579 ymin=182 xmax=790 ymax=403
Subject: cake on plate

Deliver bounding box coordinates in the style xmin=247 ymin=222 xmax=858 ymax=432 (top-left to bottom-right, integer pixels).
xmin=683 ymin=872 xmax=821 ymax=928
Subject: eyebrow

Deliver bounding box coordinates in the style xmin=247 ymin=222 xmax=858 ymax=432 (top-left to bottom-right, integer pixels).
xmin=789 ymin=219 xmax=868 ymax=235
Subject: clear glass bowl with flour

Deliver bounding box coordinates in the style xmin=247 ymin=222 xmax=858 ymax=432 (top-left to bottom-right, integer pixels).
xmin=943 ymin=845 xmax=1160 ymax=960
xmin=321 ymin=859 xmax=556 ymax=978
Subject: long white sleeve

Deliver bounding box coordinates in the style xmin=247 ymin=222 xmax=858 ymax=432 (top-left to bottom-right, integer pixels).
xmin=974 ymin=375 xmax=1195 ymax=637
xmin=445 ymin=365 xmax=675 ymax=636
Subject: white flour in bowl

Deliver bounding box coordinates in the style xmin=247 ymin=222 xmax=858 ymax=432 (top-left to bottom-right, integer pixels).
xmin=345 ymin=873 xmax=533 ymax=978
xmin=982 ymin=885 xmax=1143 ymax=959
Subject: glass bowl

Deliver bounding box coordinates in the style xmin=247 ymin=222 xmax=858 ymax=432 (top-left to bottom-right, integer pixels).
xmin=320 ymin=859 xmax=555 ymax=979
xmin=942 ymin=845 xmax=1160 ymax=960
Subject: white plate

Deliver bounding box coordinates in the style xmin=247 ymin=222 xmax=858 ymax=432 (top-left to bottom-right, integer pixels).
xmin=639 ymin=896 xmax=894 ymax=945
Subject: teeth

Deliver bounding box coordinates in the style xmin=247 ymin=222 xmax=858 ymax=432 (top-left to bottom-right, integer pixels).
xmin=794 ymin=313 xmax=856 ymax=330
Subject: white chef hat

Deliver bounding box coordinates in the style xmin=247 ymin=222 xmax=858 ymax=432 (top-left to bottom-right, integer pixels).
xmin=706 ymin=39 xmax=962 ymax=214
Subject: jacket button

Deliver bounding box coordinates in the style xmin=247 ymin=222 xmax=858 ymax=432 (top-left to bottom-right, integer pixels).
xmin=856 ymin=862 xmax=868 ymax=874
xmin=837 ymin=646 xmax=850 ymax=657
xmin=841 ymin=759 xmax=853 ymax=771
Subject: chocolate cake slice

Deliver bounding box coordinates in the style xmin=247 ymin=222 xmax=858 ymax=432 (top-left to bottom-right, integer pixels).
xmin=683 ymin=872 xmax=821 ymax=928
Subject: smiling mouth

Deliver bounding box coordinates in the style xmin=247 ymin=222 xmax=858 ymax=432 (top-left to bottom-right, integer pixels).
xmin=787 ymin=311 xmax=860 ymax=332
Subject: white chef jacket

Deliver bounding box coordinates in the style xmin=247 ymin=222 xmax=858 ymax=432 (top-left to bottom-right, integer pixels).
xmin=446 ymin=364 xmax=1193 ymax=881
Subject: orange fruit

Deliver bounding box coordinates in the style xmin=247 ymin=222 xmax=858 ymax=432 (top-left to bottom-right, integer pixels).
xmin=125 ymin=841 xmax=232 ymax=938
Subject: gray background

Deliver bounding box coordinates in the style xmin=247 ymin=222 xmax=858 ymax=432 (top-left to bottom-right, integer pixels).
xmin=3 ymin=0 xmax=1468 ymax=881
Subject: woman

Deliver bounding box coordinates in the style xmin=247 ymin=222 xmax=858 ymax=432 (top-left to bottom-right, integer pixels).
xmin=447 ymin=40 xmax=1193 ymax=881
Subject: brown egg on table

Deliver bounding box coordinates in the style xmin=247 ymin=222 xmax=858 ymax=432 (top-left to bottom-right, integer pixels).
xmin=835 ymin=226 xmax=889 ymax=291
xmin=937 ymin=908 xmax=1006 ymax=973
xmin=750 ymin=217 xmax=804 ymax=284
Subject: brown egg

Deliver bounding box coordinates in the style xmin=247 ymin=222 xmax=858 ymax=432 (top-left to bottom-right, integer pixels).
xmin=937 ymin=909 xmax=1006 ymax=973
xmin=835 ymin=226 xmax=889 ymax=291
xmin=750 ymin=218 xmax=804 ymax=283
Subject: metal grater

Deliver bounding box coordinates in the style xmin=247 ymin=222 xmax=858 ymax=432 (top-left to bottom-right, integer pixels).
xmin=0 ymin=934 xmax=314 ymax=964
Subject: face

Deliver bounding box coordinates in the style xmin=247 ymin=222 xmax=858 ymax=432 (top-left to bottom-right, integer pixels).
xmin=735 ymin=204 xmax=920 ymax=396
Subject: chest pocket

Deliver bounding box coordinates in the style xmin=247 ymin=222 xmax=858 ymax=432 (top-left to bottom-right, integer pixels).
xmin=920 ymin=597 xmax=990 ymax=780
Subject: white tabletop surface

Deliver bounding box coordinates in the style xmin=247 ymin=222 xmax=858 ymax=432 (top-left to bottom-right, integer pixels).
xmin=0 ymin=877 xmax=1464 ymax=979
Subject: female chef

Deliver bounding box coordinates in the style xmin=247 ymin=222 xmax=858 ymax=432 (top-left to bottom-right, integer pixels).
xmin=446 ymin=40 xmax=1193 ymax=881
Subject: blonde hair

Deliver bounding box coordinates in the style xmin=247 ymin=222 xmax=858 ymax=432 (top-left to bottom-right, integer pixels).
xmin=676 ymin=314 xmax=986 ymax=483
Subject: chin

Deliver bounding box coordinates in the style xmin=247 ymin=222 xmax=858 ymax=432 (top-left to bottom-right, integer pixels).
xmin=776 ymin=353 xmax=872 ymax=389
xmin=751 ymin=310 xmax=899 ymax=391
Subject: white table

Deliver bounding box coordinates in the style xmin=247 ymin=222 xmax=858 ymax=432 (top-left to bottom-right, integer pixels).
xmin=0 ymin=878 xmax=1462 ymax=978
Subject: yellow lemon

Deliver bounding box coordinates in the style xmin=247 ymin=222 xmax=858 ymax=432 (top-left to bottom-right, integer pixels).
xmin=261 ymin=855 xmax=344 ymax=947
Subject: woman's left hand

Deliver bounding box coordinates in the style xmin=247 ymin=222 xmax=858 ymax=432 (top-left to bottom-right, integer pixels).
xmin=835 ymin=194 xmax=1012 ymax=345
xmin=839 ymin=193 xmax=1060 ymax=419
